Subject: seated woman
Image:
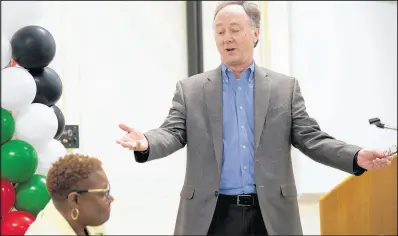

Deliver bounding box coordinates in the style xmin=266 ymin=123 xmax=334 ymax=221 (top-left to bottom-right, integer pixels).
xmin=25 ymin=153 xmax=114 ymax=235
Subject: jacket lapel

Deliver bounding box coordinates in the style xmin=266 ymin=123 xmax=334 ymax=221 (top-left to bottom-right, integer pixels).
xmin=254 ymin=64 xmax=270 ymax=150
xmin=203 ymin=66 xmax=223 ymax=174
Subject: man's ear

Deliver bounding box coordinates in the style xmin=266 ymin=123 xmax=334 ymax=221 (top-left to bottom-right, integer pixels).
xmin=254 ymin=27 xmax=260 ymax=41
xmin=67 ymin=192 xmax=80 ymax=208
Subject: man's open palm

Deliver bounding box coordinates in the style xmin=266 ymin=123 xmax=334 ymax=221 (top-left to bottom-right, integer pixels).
xmin=116 ymin=124 xmax=148 ymax=151
xmin=357 ymin=148 xmax=395 ymax=171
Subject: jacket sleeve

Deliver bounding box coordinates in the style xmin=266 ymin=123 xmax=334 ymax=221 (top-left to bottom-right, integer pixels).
xmin=134 ymin=80 xmax=187 ymax=163
xmin=290 ymin=78 xmax=363 ymax=175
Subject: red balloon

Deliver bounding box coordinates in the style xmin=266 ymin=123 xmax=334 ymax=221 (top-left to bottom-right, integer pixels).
xmin=1 ymin=179 xmax=15 ymax=217
xmin=10 ymin=59 xmax=18 ymax=67
xmin=1 ymin=211 xmax=35 ymax=235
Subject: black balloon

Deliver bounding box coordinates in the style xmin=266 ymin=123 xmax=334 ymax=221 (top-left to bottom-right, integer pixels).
xmin=11 ymin=25 xmax=56 ymax=69
xmin=29 ymin=67 xmax=63 ymax=106
xmin=52 ymin=105 xmax=65 ymax=140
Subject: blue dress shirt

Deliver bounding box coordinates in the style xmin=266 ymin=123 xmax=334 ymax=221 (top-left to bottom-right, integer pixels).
xmin=219 ymin=62 xmax=256 ymax=195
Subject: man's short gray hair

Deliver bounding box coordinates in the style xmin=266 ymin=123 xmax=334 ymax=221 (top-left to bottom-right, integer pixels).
xmin=213 ymin=1 xmax=261 ymax=47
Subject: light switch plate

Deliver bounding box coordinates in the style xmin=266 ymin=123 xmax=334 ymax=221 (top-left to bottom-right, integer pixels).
xmin=59 ymin=125 xmax=79 ymax=148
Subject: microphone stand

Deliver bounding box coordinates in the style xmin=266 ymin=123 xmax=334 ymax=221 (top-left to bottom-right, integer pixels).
xmin=369 ymin=117 xmax=397 ymax=131
xmin=369 ymin=117 xmax=398 ymax=155
xmin=380 ymin=124 xmax=397 ymax=131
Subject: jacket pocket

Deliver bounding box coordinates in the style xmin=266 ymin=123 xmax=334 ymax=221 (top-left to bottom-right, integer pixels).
xmin=280 ymin=184 xmax=298 ymax=198
xmin=180 ymin=185 xmax=195 ymax=199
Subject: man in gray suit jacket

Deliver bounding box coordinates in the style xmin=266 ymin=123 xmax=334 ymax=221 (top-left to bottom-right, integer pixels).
xmin=117 ymin=1 xmax=394 ymax=235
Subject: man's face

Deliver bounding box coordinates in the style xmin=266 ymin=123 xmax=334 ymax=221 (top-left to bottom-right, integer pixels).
xmin=213 ymin=5 xmax=259 ymax=67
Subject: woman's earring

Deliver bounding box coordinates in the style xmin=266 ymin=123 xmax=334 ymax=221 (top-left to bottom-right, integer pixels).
xmin=71 ymin=208 xmax=79 ymax=220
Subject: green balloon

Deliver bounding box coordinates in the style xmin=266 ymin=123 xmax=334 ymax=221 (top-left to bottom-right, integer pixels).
xmin=15 ymin=174 xmax=51 ymax=216
xmin=1 ymin=140 xmax=38 ymax=183
xmin=1 ymin=108 xmax=15 ymax=145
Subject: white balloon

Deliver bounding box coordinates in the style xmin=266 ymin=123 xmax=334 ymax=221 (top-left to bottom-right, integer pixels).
xmin=1 ymin=36 xmax=11 ymax=68
xmin=35 ymin=139 xmax=67 ymax=176
xmin=15 ymin=103 xmax=58 ymax=147
xmin=1 ymin=67 xmax=36 ymax=112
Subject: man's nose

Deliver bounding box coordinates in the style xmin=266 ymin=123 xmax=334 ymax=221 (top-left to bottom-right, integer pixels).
xmin=223 ymin=34 xmax=233 ymax=44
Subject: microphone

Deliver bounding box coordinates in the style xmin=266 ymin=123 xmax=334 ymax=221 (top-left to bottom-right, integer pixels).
xmin=369 ymin=117 xmax=397 ymax=131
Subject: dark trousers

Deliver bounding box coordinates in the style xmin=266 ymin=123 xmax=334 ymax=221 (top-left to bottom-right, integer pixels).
xmin=207 ymin=194 xmax=268 ymax=236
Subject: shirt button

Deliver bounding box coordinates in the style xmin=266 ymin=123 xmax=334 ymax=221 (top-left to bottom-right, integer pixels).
xmin=215 ymin=191 xmax=219 ymax=197
xmin=238 ymin=87 xmax=242 ymax=91
xmin=243 ymin=166 xmax=247 ymax=169
xmin=242 ymin=145 xmax=246 ymax=148
xmin=239 ymin=106 xmax=243 ymax=110
xmin=241 ymin=125 xmax=244 ymax=129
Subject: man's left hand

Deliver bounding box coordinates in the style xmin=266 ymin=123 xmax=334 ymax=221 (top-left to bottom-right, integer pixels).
xmin=357 ymin=148 xmax=395 ymax=171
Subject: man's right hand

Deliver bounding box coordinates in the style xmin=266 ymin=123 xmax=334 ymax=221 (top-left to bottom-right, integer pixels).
xmin=116 ymin=124 xmax=149 ymax=151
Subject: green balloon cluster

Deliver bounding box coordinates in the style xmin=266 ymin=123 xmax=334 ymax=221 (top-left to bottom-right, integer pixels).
xmin=1 ymin=108 xmax=15 ymax=144
xmin=1 ymin=140 xmax=38 ymax=183
xmin=1 ymin=110 xmax=51 ymax=217
xmin=15 ymin=174 xmax=51 ymax=216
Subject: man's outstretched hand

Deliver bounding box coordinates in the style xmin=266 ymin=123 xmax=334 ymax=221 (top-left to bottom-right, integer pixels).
xmin=357 ymin=148 xmax=396 ymax=171
xmin=116 ymin=124 xmax=149 ymax=151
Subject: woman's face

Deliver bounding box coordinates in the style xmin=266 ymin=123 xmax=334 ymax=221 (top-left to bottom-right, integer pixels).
xmin=73 ymin=169 xmax=114 ymax=226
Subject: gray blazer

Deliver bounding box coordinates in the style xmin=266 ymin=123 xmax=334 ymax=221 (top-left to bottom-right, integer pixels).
xmin=134 ymin=64 xmax=361 ymax=235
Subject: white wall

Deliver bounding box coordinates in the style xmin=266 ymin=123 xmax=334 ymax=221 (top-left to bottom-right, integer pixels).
xmin=288 ymin=1 xmax=397 ymax=195
xmin=264 ymin=1 xmax=291 ymax=74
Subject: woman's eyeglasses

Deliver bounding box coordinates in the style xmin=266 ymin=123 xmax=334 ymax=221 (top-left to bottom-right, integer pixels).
xmin=69 ymin=184 xmax=111 ymax=200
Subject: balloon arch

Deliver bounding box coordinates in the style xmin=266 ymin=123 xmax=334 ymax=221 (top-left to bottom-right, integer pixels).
xmin=1 ymin=19 xmax=67 ymax=236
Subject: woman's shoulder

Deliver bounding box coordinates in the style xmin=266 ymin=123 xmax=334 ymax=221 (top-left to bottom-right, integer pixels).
xmin=25 ymin=218 xmax=107 ymax=235
xmin=25 ymin=218 xmax=65 ymax=235
xmin=25 ymin=200 xmax=75 ymax=235
xmin=24 ymin=200 xmax=107 ymax=235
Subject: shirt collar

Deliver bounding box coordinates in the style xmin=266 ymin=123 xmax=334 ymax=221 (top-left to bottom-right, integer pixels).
xmin=221 ymin=61 xmax=255 ymax=84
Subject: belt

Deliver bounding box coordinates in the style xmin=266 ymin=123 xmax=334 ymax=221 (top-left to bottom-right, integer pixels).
xmin=218 ymin=194 xmax=258 ymax=207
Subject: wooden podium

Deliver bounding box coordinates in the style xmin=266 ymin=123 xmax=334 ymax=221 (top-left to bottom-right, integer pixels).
xmin=319 ymin=154 xmax=397 ymax=235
